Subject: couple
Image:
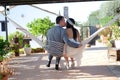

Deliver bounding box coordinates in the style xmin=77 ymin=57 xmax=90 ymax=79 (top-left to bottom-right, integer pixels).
xmin=46 ymin=16 xmax=82 ymax=70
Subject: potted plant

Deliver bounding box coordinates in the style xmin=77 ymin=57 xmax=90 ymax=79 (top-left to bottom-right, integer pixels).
xmin=0 ymin=39 xmax=10 ymax=62
xmin=99 ymin=27 xmax=111 ymax=44
xmin=0 ymin=62 xmax=13 ymax=80
xmin=0 ymin=39 xmax=13 ymax=80
xmin=0 ymin=75 xmax=2 ymax=80
xmin=11 ymin=44 xmax=19 ymax=57
xmin=24 ymin=43 xmax=31 ymax=55
xmin=112 ymin=26 xmax=120 ymax=49
xmin=96 ymin=38 xmax=105 ymax=46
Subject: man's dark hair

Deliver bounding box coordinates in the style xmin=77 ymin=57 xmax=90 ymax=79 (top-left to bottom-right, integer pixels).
xmin=56 ymin=16 xmax=64 ymax=24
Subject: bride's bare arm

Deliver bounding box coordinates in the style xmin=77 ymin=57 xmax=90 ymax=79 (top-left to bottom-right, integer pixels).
xmin=77 ymin=31 xmax=81 ymax=42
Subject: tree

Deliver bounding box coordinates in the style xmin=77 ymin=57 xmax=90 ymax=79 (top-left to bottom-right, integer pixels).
xmin=88 ymin=10 xmax=100 ymax=26
xmin=0 ymin=36 xmax=4 ymax=40
xmin=99 ymin=16 xmax=114 ymax=26
xmin=75 ymin=21 xmax=82 ymax=27
xmin=27 ymin=17 xmax=55 ymax=37
xmin=99 ymin=0 xmax=120 ymax=18
xmin=82 ymin=11 xmax=100 ymax=40
xmin=99 ymin=0 xmax=120 ymax=26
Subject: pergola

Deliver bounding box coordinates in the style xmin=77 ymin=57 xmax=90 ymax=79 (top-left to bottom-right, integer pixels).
xmin=0 ymin=0 xmax=108 ymax=5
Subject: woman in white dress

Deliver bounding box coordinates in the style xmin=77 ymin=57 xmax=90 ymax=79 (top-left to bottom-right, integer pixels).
xmin=63 ymin=18 xmax=81 ymax=69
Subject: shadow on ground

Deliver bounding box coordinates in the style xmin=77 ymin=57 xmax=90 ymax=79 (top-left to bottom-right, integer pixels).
xmin=86 ymin=47 xmax=108 ymax=51
xmin=8 ymin=53 xmax=118 ymax=80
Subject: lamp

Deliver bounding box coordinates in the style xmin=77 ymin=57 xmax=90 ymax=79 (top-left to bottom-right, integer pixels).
xmin=0 ymin=6 xmax=4 ymax=12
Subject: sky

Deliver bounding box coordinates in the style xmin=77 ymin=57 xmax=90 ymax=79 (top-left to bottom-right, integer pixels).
xmin=34 ymin=1 xmax=105 ymax=22
xmin=0 ymin=1 xmax=108 ymax=47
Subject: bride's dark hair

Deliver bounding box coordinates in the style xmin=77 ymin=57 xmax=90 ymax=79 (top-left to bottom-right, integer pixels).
xmin=66 ymin=18 xmax=78 ymax=40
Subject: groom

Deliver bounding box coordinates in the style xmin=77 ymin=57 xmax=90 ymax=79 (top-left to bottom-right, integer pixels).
xmin=46 ymin=16 xmax=82 ymax=70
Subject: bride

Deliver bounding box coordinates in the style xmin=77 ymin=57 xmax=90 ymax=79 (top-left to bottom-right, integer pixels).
xmin=63 ymin=18 xmax=82 ymax=69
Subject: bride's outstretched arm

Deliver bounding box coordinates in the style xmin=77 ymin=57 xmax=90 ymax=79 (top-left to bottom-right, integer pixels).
xmin=77 ymin=30 xmax=81 ymax=42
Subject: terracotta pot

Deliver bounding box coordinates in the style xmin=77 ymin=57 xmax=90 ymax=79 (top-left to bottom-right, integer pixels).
xmin=2 ymin=75 xmax=8 ymax=80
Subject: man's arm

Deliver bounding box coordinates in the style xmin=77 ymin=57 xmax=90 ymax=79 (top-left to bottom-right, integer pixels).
xmin=63 ymin=30 xmax=79 ymax=48
xmin=46 ymin=29 xmax=51 ymax=46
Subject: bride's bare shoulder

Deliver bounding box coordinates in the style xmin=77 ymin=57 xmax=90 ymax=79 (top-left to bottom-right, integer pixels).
xmin=66 ymin=28 xmax=73 ymax=36
xmin=66 ymin=28 xmax=72 ymax=32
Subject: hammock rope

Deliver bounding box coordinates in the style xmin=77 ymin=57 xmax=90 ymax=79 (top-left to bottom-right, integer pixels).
xmin=83 ymin=14 xmax=120 ymax=45
xmin=1 ymin=5 xmax=120 ymax=58
xmin=30 ymin=5 xmax=120 ymax=59
xmin=30 ymin=5 xmax=120 ymax=45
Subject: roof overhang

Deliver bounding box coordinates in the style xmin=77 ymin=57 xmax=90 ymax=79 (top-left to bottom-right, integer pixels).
xmin=0 ymin=0 xmax=109 ymax=6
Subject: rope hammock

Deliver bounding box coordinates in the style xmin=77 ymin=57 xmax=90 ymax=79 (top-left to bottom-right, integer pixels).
xmin=30 ymin=5 xmax=120 ymax=66
xmin=45 ymin=14 xmax=120 ymax=66
xmin=30 ymin=5 xmax=120 ymax=45
xmin=30 ymin=5 xmax=120 ymax=57
xmin=1 ymin=5 xmax=120 ymax=66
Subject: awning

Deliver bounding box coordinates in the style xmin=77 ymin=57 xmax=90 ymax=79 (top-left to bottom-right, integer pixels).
xmin=0 ymin=0 xmax=109 ymax=6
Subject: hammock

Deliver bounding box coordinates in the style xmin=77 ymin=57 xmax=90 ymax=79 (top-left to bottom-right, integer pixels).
xmin=30 ymin=5 xmax=120 ymax=56
xmin=1 ymin=6 xmax=120 ymax=65
xmin=45 ymin=40 xmax=64 ymax=57
xmin=45 ymin=14 xmax=120 ymax=66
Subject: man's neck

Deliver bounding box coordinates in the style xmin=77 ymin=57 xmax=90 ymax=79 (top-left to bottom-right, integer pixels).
xmin=56 ymin=24 xmax=62 ymax=27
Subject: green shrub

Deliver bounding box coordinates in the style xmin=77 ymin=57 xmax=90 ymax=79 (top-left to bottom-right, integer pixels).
xmin=99 ymin=27 xmax=111 ymax=37
xmin=112 ymin=26 xmax=120 ymax=40
xmin=0 ymin=39 xmax=10 ymax=61
xmin=97 ymin=39 xmax=102 ymax=43
xmin=24 ymin=43 xmax=30 ymax=48
xmin=31 ymin=48 xmax=45 ymax=53
xmin=19 ymin=48 xmax=24 ymax=54
xmin=0 ymin=75 xmax=2 ymax=80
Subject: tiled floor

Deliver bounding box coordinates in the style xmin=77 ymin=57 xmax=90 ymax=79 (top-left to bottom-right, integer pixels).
xmin=8 ymin=46 xmax=118 ymax=80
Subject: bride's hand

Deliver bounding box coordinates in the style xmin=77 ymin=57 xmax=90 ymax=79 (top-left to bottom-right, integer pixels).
xmin=79 ymin=44 xmax=82 ymax=48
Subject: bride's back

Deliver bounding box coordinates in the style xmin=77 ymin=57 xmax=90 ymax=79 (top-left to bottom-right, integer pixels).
xmin=66 ymin=28 xmax=81 ymax=42
xmin=66 ymin=28 xmax=73 ymax=39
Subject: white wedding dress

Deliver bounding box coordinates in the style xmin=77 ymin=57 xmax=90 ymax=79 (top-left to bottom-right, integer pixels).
xmin=65 ymin=39 xmax=84 ymax=66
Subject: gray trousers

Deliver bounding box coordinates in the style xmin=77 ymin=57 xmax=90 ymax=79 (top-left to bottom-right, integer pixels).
xmin=48 ymin=54 xmax=61 ymax=65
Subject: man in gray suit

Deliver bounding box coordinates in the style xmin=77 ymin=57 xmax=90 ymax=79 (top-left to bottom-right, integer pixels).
xmin=46 ymin=16 xmax=82 ymax=70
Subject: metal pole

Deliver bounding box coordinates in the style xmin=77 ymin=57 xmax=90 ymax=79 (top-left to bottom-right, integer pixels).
xmin=4 ymin=5 xmax=8 ymax=41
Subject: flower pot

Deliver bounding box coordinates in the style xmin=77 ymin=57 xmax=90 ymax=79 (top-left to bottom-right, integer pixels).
xmin=96 ymin=40 xmax=103 ymax=47
xmin=2 ymin=75 xmax=8 ymax=80
xmin=0 ymin=75 xmax=2 ymax=80
xmin=115 ymin=40 xmax=120 ymax=49
xmin=24 ymin=48 xmax=31 ymax=56
xmin=14 ymin=44 xmax=20 ymax=57
xmin=14 ymin=51 xmax=19 ymax=57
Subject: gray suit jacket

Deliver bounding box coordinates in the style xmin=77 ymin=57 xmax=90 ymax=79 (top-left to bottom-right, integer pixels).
xmin=46 ymin=25 xmax=79 ymax=56
xmin=47 ymin=26 xmax=79 ymax=48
